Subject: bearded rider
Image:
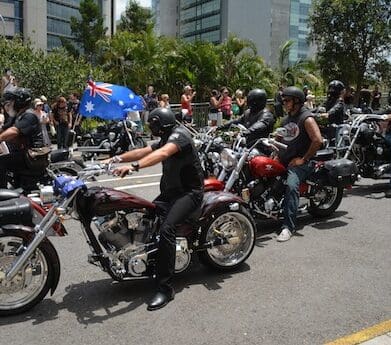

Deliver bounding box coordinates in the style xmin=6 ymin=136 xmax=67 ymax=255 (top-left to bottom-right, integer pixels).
xmin=276 ymin=86 xmax=323 ymax=242
xmin=105 ymin=107 xmax=204 ymax=311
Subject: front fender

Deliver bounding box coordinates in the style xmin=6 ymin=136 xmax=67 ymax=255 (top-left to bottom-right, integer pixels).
xmin=0 ymin=225 xmax=61 ymax=295
xmin=200 ymin=191 xmax=247 ymax=219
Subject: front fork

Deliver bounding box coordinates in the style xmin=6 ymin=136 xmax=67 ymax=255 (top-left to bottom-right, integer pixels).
xmin=4 ymin=190 xmax=76 ymax=281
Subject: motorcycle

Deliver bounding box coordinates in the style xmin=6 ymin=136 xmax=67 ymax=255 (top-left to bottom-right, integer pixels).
xmin=6 ymin=147 xmax=85 ymax=193
xmin=335 ymin=113 xmax=391 ymax=179
xmin=79 ymin=120 xmax=146 ymax=160
xmin=204 ymin=129 xmax=358 ymax=220
xmin=0 ymin=165 xmax=256 ymax=315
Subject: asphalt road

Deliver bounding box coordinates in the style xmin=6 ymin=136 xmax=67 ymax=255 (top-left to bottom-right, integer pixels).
xmin=0 ymin=165 xmax=390 ymax=345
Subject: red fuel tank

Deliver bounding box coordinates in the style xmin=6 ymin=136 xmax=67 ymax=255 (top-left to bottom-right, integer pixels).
xmin=249 ymin=156 xmax=286 ymax=178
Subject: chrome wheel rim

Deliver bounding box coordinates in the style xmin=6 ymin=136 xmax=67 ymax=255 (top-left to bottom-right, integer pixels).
xmin=312 ymin=186 xmax=339 ymax=209
xmin=0 ymin=236 xmax=48 ymax=310
xmin=206 ymin=212 xmax=254 ymax=267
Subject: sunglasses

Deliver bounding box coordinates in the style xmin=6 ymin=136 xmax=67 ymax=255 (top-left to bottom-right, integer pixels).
xmin=282 ymin=98 xmax=294 ymax=103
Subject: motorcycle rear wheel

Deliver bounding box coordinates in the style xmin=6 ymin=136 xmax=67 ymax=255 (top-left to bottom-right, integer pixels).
xmin=0 ymin=231 xmax=55 ymax=316
xmin=198 ymin=206 xmax=256 ymax=271
xmin=307 ymin=185 xmax=343 ymax=218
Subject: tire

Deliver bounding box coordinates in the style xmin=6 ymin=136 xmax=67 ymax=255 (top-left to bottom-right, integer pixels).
xmin=198 ymin=206 xmax=256 ymax=271
xmin=307 ymin=185 xmax=344 ymax=218
xmin=0 ymin=231 xmax=57 ymax=316
xmin=81 ymin=139 xmax=94 ymax=160
xmin=128 ymin=137 xmax=146 ymax=151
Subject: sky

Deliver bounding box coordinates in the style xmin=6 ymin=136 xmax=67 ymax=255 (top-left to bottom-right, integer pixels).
xmin=116 ymin=0 xmax=152 ymax=19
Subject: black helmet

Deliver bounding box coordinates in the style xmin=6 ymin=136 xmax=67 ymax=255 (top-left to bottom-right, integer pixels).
xmin=328 ymin=80 xmax=345 ymax=98
xmin=282 ymin=86 xmax=305 ymax=104
xmin=247 ymin=88 xmax=267 ymax=111
xmin=1 ymin=87 xmax=32 ymax=111
xmin=148 ymin=107 xmax=176 ymax=136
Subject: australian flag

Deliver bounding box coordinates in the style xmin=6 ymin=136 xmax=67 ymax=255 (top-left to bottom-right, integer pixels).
xmin=80 ymin=80 xmax=144 ymax=121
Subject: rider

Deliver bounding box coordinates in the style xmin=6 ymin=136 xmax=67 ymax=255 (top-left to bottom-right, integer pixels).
xmin=323 ymin=80 xmax=346 ymax=145
xmin=0 ymin=88 xmax=46 ymax=188
xmin=276 ymin=86 xmax=323 ymax=242
xmin=217 ymin=88 xmax=275 ymax=147
xmin=108 ymin=107 xmax=204 ymax=310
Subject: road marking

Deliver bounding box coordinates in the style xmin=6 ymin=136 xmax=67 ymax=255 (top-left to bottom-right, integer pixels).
xmin=325 ymin=319 xmax=391 ymax=345
xmin=97 ymin=173 xmax=162 ymax=183
xmin=114 ymin=182 xmax=160 ymax=190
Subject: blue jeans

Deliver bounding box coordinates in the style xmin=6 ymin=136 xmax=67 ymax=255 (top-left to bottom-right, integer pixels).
xmin=282 ymin=162 xmax=314 ymax=232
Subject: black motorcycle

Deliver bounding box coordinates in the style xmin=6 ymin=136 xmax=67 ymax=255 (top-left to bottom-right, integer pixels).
xmin=335 ymin=113 xmax=391 ymax=179
xmin=79 ymin=120 xmax=146 ymax=160
xmin=7 ymin=148 xmax=85 ymax=193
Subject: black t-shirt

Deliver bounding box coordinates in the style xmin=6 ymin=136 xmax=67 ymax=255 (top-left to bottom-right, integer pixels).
xmin=151 ymin=125 xmax=204 ymax=200
xmin=14 ymin=110 xmax=44 ymax=149
xmin=278 ymin=107 xmax=314 ymax=167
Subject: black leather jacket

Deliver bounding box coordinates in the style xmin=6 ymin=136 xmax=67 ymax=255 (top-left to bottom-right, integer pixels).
xmin=326 ymin=98 xmax=345 ymax=125
xmin=220 ymin=108 xmax=275 ymax=147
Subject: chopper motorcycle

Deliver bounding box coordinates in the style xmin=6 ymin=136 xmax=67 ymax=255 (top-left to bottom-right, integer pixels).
xmin=204 ymin=129 xmax=358 ymax=221
xmin=0 ymin=165 xmax=256 ymax=316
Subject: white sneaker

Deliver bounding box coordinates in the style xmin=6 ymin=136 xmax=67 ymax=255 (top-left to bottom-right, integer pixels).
xmin=276 ymin=228 xmax=292 ymax=242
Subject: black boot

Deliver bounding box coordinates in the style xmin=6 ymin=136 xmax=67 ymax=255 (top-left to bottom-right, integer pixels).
xmin=147 ymin=287 xmax=175 ymax=311
xmin=385 ymin=190 xmax=391 ymax=198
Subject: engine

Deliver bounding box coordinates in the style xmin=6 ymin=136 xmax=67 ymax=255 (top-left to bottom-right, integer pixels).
xmin=94 ymin=212 xmax=191 ymax=277
xmin=247 ymin=177 xmax=285 ymax=216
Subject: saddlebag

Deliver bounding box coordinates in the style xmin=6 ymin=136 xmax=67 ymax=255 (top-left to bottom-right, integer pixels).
xmin=0 ymin=198 xmax=33 ymax=226
xmin=324 ymin=158 xmax=358 ymax=187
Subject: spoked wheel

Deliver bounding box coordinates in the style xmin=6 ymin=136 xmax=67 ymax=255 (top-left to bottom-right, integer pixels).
xmin=0 ymin=232 xmax=56 ymax=316
xmin=198 ymin=207 xmax=256 ymax=271
xmin=307 ymin=185 xmax=343 ymax=218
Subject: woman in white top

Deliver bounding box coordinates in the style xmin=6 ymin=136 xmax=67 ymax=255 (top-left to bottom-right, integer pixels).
xmin=33 ymin=98 xmax=51 ymax=146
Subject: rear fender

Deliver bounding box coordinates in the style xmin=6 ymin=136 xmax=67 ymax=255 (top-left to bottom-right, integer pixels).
xmin=0 ymin=225 xmax=61 ymax=295
xmin=200 ymin=191 xmax=247 ymax=219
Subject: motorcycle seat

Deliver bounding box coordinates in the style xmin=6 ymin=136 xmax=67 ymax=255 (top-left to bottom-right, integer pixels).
xmin=0 ymin=189 xmax=20 ymax=201
xmin=50 ymin=149 xmax=70 ymax=163
xmin=314 ymin=149 xmax=334 ymax=161
xmin=0 ymin=197 xmax=33 ymax=226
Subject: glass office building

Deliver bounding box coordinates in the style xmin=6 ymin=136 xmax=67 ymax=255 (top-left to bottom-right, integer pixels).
xmin=178 ymin=0 xmax=221 ymax=43
xmin=0 ymin=0 xmax=114 ymax=51
xmin=288 ymin=0 xmax=312 ymax=63
xmin=153 ymin=0 xmax=315 ymax=66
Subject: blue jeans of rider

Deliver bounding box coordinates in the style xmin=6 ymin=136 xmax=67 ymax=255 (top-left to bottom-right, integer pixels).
xmin=282 ymin=162 xmax=314 ymax=232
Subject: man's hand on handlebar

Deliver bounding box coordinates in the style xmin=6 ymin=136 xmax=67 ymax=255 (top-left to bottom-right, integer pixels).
xmin=113 ymin=165 xmax=134 ymax=178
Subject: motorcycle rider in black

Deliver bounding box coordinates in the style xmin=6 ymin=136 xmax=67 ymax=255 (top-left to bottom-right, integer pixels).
xmin=217 ymin=88 xmax=275 ymax=146
xmin=321 ymin=80 xmax=346 ymax=145
xmin=0 ymin=88 xmax=45 ymax=188
xmin=107 ymin=107 xmax=204 ymax=311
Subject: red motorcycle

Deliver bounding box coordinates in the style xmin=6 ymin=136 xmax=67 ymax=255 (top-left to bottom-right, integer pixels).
xmin=204 ymin=133 xmax=357 ymax=220
xmin=0 ymin=166 xmax=256 ymax=315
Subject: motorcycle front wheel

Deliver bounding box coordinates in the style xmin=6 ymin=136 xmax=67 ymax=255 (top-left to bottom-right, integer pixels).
xmin=0 ymin=231 xmax=57 ymax=316
xmin=128 ymin=136 xmax=147 ymax=151
xmin=198 ymin=206 xmax=256 ymax=271
xmin=307 ymin=185 xmax=343 ymax=218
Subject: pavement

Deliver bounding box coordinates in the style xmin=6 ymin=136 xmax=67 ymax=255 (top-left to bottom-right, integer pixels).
xmin=325 ymin=320 xmax=391 ymax=344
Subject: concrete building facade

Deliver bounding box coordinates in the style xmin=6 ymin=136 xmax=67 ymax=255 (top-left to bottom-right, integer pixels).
xmin=0 ymin=0 xmax=115 ymax=51
xmin=152 ymin=0 xmax=315 ymax=66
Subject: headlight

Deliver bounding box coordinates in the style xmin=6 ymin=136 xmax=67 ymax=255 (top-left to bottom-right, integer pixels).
xmin=108 ymin=132 xmax=116 ymax=141
xmin=220 ymin=149 xmax=237 ymax=170
xmin=193 ymin=139 xmax=203 ymax=150
xmin=248 ymin=148 xmax=260 ymax=160
xmin=208 ymin=152 xmax=220 ymax=163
